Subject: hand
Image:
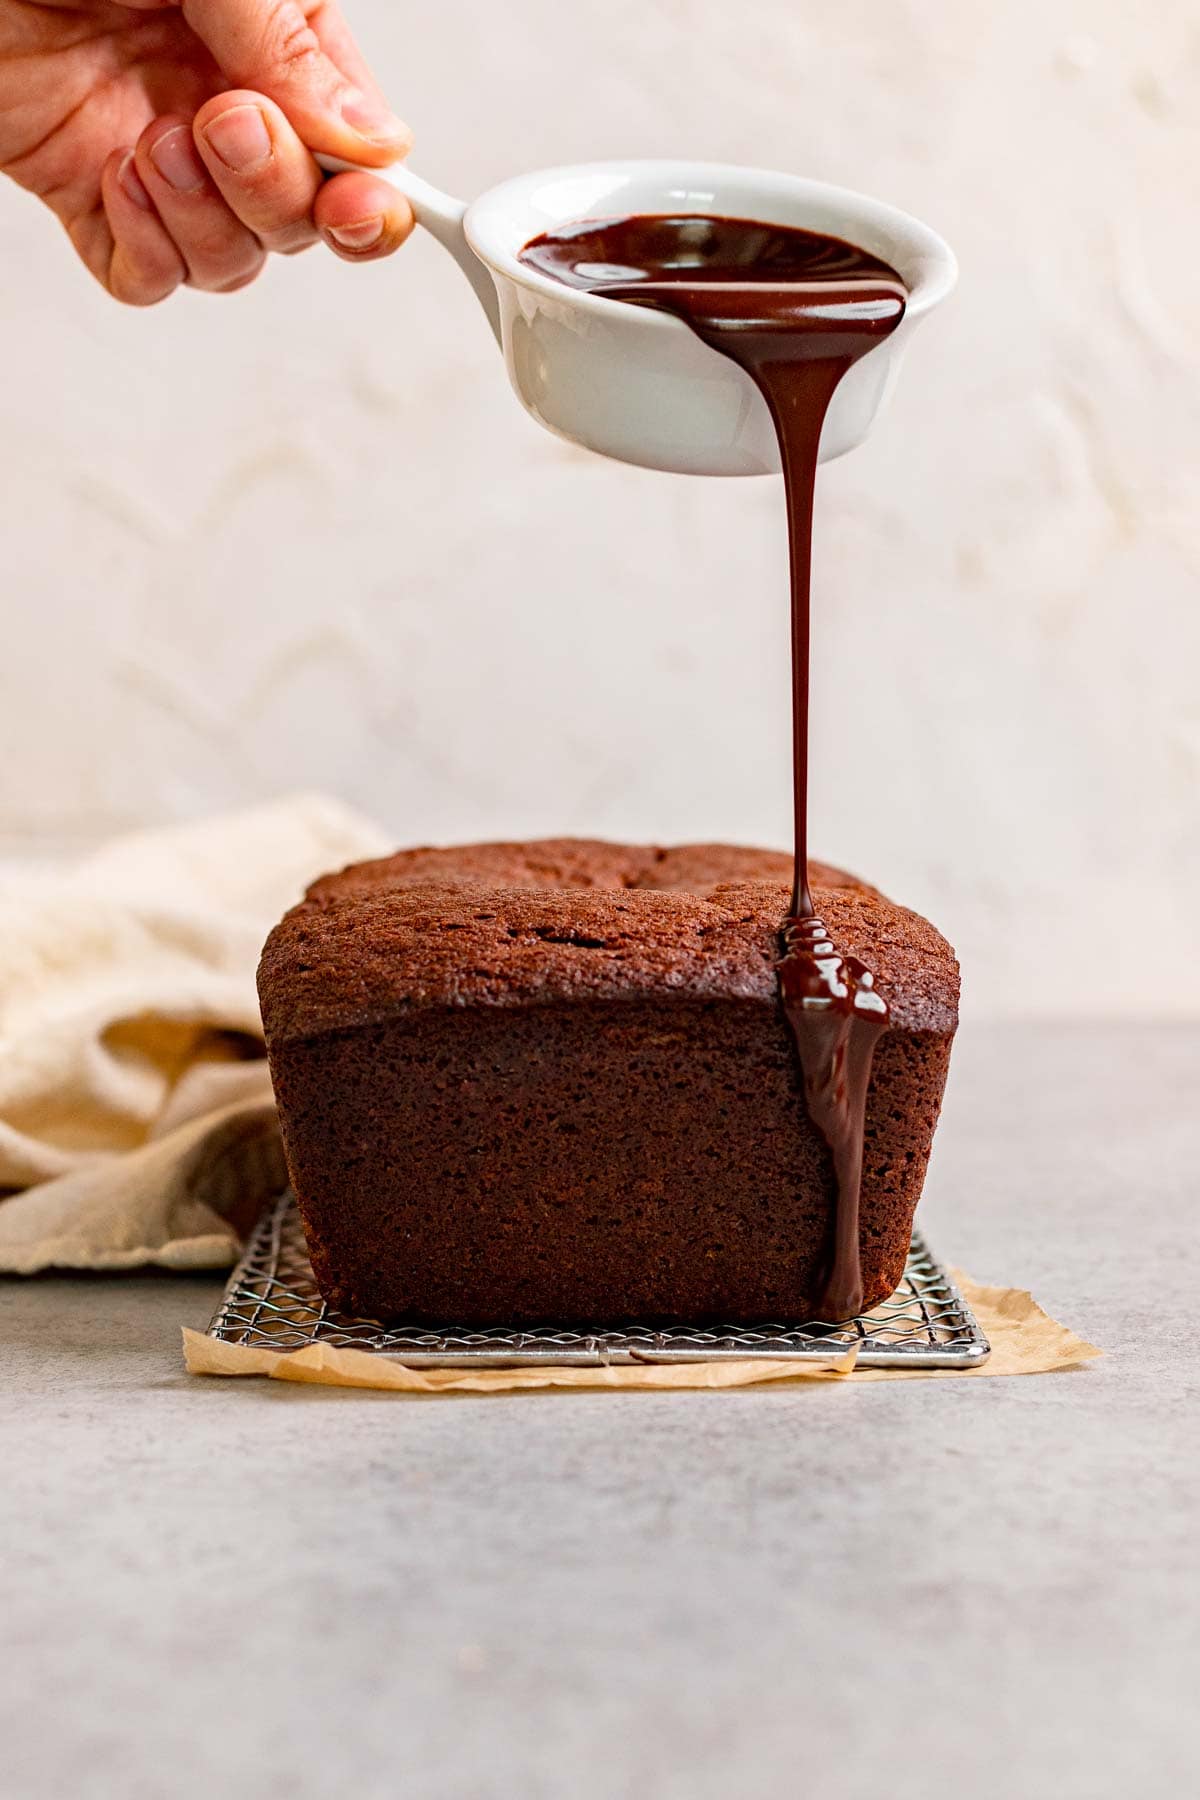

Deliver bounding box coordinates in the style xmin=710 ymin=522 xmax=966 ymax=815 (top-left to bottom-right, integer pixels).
xmin=0 ymin=0 xmax=414 ymax=304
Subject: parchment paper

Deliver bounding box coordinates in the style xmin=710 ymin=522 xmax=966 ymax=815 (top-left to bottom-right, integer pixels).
xmin=183 ymin=1269 xmax=1099 ymax=1393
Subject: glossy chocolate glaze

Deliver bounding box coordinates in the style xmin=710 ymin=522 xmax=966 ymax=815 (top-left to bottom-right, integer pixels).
xmin=520 ymin=213 xmax=908 ymax=1318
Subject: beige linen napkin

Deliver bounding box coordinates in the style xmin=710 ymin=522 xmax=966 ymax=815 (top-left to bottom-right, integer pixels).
xmin=0 ymin=794 xmax=389 ymax=1273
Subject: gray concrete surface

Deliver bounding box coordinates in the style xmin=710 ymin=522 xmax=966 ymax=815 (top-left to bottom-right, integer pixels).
xmin=2 ymin=1023 xmax=1197 ymax=1800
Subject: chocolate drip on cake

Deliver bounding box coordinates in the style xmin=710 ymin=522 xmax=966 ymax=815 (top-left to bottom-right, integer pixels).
xmin=776 ymin=915 xmax=889 ymax=1318
xmin=520 ymin=214 xmax=907 ymax=1317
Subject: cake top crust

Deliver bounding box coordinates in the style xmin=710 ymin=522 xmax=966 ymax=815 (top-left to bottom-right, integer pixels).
xmin=303 ymin=838 xmax=866 ymax=902
xmin=259 ymin=839 xmax=959 ymax=1043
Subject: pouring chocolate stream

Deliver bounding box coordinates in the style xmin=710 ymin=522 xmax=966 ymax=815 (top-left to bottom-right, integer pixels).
xmin=521 ymin=213 xmax=907 ymax=1317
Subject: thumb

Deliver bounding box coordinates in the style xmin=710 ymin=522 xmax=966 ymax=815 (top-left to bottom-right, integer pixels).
xmin=179 ymin=0 xmax=411 ymax=163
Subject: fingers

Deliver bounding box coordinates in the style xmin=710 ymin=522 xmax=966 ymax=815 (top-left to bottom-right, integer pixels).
xmin=314 ymin=169 xmax=414 ymax=261
xmin=193 ymin=92 xmax=321 ymax=254
xmin=180 ymin=0 xmax=411 ymax=165
xmin=87 ymin=0 xmax=414 ymax=306
xmin=195 ymin=92 xmax=412 ymax=261
xmin=93 ymin=91 xmax=414 ymax=306
xmin=99 ymin=150 xmax=187 ymax=306
xmin=134 ymin=115 xmax=266 ymax=292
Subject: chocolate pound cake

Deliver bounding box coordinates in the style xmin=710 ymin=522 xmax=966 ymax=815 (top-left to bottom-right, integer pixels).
xmin=258 ymin=839 xmax=959 ymax=1325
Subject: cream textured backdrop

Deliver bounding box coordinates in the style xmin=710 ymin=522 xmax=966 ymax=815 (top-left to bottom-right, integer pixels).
xmin=2 ymin=0 xmax=1197 ymax=1016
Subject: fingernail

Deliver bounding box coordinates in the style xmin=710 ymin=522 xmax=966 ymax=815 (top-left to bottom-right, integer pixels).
xmin=202 ymin=104 xmax=273 ymax=174
xmin=149 ymin=125 xmax=208 ymax=193
xmin=340 ymin=88 xmax=410 ymax=145
xmin=327 ymin=217 xmax=385 ymax=250
xmin=118 ymin=153 xmax=153 ymax=211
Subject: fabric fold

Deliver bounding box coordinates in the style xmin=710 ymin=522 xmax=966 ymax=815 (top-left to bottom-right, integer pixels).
xmin=0 ymin=794 xmax=389 ymax=1273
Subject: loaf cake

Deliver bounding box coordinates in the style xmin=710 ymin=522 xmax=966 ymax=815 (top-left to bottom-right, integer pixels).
xmin=258 ymin=839 xmax=959 ymax=1325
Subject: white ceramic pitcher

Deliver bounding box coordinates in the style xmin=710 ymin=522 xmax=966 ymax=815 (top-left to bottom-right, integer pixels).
xmin=319 ymin=156 xmax=957 ymax=477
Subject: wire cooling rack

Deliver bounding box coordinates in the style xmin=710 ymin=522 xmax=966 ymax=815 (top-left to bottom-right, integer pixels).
xmin=206 ymin=1192 xmax=990 ymax=1369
